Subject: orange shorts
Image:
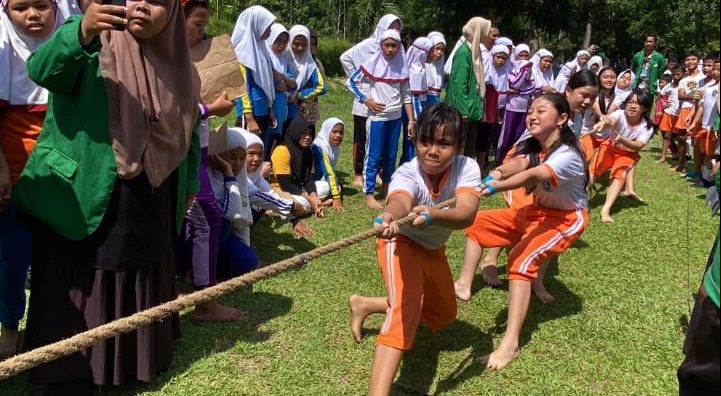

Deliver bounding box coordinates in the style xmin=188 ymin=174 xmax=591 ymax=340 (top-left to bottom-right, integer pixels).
xmin=675 ymin=107 xmax=699 ymax=132
xmin=579 ymin=134 xmax=605 ymax=165
xmin=659 ymin=113 xmax=678 ymax=134
xmin=503 ymin=187 xmax=534 ymax=209
xmin=465 ymin=205 xmax=588 ymax=281
xmin=591 ymin=143 xmax=640 ymax=184
xmin=696 ymin=128 xmax=719 ymax=155
xmin=376 ymin=235 xmax=456 ymax=350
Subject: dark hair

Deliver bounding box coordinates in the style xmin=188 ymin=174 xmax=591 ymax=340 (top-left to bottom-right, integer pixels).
xmin=515 ymin=93 xmax=589 ymax=192
xmin=567 ymin=69 xmax=600 ymax=91
xmin=660 ymin=74 xmax=672 ymax=83
xmin=621 ymin=89 xmax=654 ymax=129
xmin=685 ymin=51 xmax=699 ymax=60
xmin=644 ymin=34 xmax=658 ymax=43
xmin=597 ymin=66 xmax=617 ymax=115
xmin=705 ymin=54 xmax=720 ymax=63
xmin=183 ymin=0 xmax=210 ymax=17
xmin=413 ymin=102 xmax=464 ymax=151
xmin=671 ymin=65 xmax=684 ymax=73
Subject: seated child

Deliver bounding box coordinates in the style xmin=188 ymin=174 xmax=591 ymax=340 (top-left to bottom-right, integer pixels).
xmin=312 ymin=117 xmax=345 ymax=211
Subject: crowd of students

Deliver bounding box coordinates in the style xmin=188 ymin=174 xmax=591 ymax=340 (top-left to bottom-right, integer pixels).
xmin=0 ymin=1 xmax=718 ymax=395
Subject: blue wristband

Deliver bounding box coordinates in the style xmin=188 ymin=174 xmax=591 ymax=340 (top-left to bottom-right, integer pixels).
xmin=483 ymin=174 xmax=495 ymax=183
xmin=374 ymin=216 xmax=384 ymax=224
xmin=484 ymin=183 xmax=497 ymax=195
xmin=419 ymin=211 xmax=431 ymax=225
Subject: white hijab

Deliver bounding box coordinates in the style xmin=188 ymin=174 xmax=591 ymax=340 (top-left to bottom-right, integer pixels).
xmin=288 ymin=25 xmax=318 ymax=89
xmin=531 ymin=49 xmax=555 ymax=89
xmin=349 ymin=13 xmax=401 ymax=68
xmin=231 ymin=5 xmax=276 ymax=102
xmin=407 ymin=37 xmax=432 ymax=94
xmin=555 ymin=50 xmax=590 ymax=92
xmin=209 ymin=127 xmax=253 ymax=240
xmin=588 ymin=55 xmax=603 ymax=72
xmin=241 ymin=130 xmax=270 ymax=196
xmin=265 ymin=22 xmax=291 ymax=73
xmin=614 ymin=69 xmax=636 ymax=103
xmin=0 ymin=0 xmax=79 ymax=105
xmin=426 ymin=31 xmax=446 ymax=92
xmin=360 ymin=29 xmax=408 ymax=83
xmin=485 ymin=44 xmax=510 ymax=91
xmin=313 ymin=117 xmax=344 ymax=169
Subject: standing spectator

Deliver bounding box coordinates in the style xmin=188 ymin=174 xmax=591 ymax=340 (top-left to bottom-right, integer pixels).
xmin=631 ymin=34 xmax=667 ymax=94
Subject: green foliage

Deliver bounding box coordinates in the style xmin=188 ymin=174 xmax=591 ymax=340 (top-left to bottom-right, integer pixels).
xmin=316 ymin=37 xmax=353 ymax=77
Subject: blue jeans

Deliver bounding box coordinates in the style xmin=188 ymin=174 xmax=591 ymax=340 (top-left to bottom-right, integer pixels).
xmin=0 ymin=205 xmax=32 ymax=328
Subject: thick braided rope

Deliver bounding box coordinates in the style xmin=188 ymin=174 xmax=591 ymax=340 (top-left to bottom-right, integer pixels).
xmin=0 ymin=197 xmax=457 ymax=380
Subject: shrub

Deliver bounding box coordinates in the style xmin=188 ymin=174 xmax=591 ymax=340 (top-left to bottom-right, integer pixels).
xmin=316 ymin=37 xmax=353 ymax=78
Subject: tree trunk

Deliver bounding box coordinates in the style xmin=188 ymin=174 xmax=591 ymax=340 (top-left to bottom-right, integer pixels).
xmin=583 ymin=22 xmax=592 ymax=49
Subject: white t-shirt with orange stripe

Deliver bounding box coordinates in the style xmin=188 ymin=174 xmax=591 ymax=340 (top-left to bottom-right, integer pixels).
xmin=536 ymin=145 xmax=588 ymax=211
xmin=608 ymin=109 xmax=654 ymax=152
xmin=388 ymin=155 xmax=481 ymax=250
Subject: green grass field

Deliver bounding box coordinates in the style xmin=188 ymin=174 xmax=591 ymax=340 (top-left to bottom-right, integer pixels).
xmin=1 ymin=78 xmax=718 ymax=395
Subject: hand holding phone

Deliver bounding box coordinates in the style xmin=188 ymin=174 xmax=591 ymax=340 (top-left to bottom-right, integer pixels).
xmin=102 ymin=0 xmax=128 ymax=31
xmin=79 ymin=0 xmax=128 ymax=46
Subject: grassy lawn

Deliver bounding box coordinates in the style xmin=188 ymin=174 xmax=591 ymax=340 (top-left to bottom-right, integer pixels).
xmin=1 ymin=78 xmax=718 ymax=395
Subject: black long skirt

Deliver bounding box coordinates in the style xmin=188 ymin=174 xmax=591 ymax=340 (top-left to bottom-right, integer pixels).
xmin=23 ymin=172 xmax=180 ymax=386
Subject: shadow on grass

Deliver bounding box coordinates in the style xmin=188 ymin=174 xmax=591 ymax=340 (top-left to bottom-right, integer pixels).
xmin=489 ymin=257 xmax=582 ymax=353
xmin=588 ymin=189 xmax=647 ymax=213
xmin=121 ymin=288 xmax=293 ymax=395
xmin=250 ymin=215 xmax=317 ymax=264
xmin=390 ymin=320 xmax=493 ymax=396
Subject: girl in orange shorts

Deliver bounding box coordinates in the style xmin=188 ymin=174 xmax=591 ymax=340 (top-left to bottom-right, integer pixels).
xmin=462 ymin=93 xmax=590 ymax=370
xmin=590 ymin=90 xmax=654 ymax=223
xmin=348 ymin=102 xmax=481 ymax=394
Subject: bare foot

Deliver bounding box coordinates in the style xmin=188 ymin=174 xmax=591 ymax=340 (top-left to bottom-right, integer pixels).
xmin=622 ymin=191 xmax=645 ymax=203
xmin=532 ymin=280 xmax=555 ymax=304
xmin=348 ymin=294 xmax=371 ymax=342
xmin=364 ymin=195 xmax=383 ymax=209
xmin=454 ymin=281 xmax=472 ymax=302
xmin=481 ymin=263 xmax=502 ymax=287
xmin=353 ymin=174 xmax=363 ymax=187
xmin=0 ymin=327 xmax=19 ymax=360
xmin=188 ymin=300 xmax=244 ymax=322
xmin=486 ymin=341 xmax=519 ymax=369
xmin=600 ymin=210 xmax=614 ymax=223
xmin=655 ymin=158 xmax=666 ymax=164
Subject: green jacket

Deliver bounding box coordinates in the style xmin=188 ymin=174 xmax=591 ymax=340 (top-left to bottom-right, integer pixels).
xmin=13 ymin=16 xmax=200 ymax=241
xmin=631 ymin=50 xmax=666 ymax=93
xmin=446 ymin=42 xmax=483 ymax=122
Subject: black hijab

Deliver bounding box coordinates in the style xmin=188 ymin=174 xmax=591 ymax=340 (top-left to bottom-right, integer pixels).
xmin=283 ymin=117 xmax=315 ymax=186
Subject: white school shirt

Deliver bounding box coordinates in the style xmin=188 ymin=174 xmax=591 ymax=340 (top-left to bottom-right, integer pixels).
xmin=536 ymin=145 xmax=588 ymax=211
xmin=340 ymin=46 xmax=371 ymax=117
xmin=567 ymin=112 xmax=585 ymax=138
xmin=661 ymin=83 xmax=681 ymax=116
xmin=608 ymin=109 xmax=654 ymax=152
xmin=700 ymin=83 xmax=720 ymax=128
xmin=388 ymin=156 xmax=481 ymax=250
xmin=350 ymin=77 xmax=411 ymax=121
xmin=679 ymin=72 xmax=707 ymax=109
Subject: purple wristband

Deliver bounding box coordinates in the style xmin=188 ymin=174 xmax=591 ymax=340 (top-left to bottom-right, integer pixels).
xmin=199 ymin=103 xmax=209 ymax=120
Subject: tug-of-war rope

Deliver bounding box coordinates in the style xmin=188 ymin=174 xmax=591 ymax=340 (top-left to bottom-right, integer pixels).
xmin=0 ymin=197 xmax=458 ymax=380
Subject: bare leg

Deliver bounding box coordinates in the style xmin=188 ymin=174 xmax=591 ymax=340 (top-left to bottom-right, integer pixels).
xmin=380 ymin=183 xmax=389 ymax=199
xmin=675 ymin=135 xmax=687 ymax=172
xmin=656 ymin=134 xmax=670 ymax=163
xmin=476 ymin=151 xmax=487 ymax=176
xmin=454 ymin=237 xmax=484 ymax=301
xmin=481 ymin=247 xmax=503 ymax=287
xmin=622 ymin=168 xmax=644 ymax=202
xmin=486 ymin=280 xmax=531 ymax=369
xmin=693 ymin=142 xmax=704 ymax=175
xmin=600 ymin=178 xmax=624 ymax=223
xmin=353 ymin=174 xmax=364 ymax=187
xmin=0 ymin=326 xmax=19 ymax=360
xmin=368 ymin=344 xmax=404 ymax=395
xmin=349 ymin=294 xmax=387 ymax=342
xmin=531 ymin=259 xmax=555 ymax=303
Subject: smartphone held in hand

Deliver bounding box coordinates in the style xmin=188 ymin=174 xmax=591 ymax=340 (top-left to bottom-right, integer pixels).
xmin=102 ymin=0 xmax=127 ymax=31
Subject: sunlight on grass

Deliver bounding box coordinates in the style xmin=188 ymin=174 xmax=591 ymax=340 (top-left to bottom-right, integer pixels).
xmin=1 ymin=77 xmax=717 ymax=395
